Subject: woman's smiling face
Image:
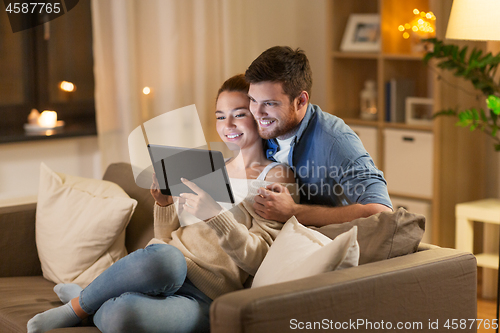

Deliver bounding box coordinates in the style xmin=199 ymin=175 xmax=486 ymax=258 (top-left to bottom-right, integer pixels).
xmin=215 ymin=91 xmax=260 ymax=149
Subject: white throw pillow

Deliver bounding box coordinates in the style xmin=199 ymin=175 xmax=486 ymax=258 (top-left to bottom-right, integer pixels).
xmin=36 ymin=163 xmax=137 ymax=287
xmin=252 ymin=216 xmax=359 ymax=288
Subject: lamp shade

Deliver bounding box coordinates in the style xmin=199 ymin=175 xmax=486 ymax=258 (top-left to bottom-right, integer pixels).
xmin=446 ymin=0 xmax=500 ymax=41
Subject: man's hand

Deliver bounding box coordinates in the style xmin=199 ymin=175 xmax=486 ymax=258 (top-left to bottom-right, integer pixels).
xmin=180 ymin=178 xmax=223 ymax=221
xmin=253 ymin=183 xmax=297 ymax=222
xmin=150 ymin=173 xmax=174 ymax=207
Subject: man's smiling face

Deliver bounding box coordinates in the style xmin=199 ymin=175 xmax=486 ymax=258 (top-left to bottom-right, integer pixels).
xmin=248 ymin=81 xmax=303 ymax=140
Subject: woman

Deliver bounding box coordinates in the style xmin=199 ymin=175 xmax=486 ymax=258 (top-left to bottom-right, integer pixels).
xmin=27 ymin=74 xmax=297 ymax=333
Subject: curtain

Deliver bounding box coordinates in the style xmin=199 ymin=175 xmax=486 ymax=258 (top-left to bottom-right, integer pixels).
xmin=90 ymin=0 xmax=327 ymax=170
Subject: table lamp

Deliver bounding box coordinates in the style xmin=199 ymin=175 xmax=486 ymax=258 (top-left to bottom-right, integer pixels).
xmin=446 ymin=0 xmax=500 ymax=41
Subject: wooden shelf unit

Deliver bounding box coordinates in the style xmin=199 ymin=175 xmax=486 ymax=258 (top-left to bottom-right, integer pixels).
xmin=328 ymin=0 xmax=487 ymax=247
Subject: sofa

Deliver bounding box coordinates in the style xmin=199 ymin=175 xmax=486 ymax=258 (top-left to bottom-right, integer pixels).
xmin=0 ymin=163 xmax=477 ymax=333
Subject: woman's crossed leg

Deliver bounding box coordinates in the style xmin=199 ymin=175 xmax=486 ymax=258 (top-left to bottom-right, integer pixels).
xmin=28 ymin=244 xmax=210 ymax=333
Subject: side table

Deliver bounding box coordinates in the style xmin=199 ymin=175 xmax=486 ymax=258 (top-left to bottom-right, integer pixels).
xmin=456 ymin=199 xmax=500 ymax=326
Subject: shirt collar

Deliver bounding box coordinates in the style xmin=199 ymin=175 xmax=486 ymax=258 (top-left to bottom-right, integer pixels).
xmin=294 ymin=103 xmax=315 ymax=142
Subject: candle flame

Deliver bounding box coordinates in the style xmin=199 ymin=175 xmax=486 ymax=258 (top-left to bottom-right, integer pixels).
xmin=59 ymin=81 xmax=76 ymax=92
xmin=38 ymin=111 xmax=58 ymax=128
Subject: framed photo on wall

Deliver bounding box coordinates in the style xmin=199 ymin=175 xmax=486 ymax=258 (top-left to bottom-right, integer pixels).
xmin=340 ymin=14 xmax=380 ymax=52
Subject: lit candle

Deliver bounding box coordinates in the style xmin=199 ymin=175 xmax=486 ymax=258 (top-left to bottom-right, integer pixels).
xmin=38 ymin=110 xmax=58 ymax=128
xmin=59 ymin=81 xmax=76 ymax=92
xmin=141 ymin=87 xmax=152 ymax=120
xmin=28 ymin=108 xmax=40 ymax=124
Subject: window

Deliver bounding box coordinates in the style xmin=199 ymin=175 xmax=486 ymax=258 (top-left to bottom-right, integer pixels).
xmin=0 ymin=1 xmax=96 ymax=142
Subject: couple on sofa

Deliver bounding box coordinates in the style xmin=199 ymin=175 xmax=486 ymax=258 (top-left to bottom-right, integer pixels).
xmin=28 ymin=46 xmax=393 ymax=333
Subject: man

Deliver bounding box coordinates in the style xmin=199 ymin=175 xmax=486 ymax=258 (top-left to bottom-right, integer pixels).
xmin=245 ymin=46 xmax=392 ymax=226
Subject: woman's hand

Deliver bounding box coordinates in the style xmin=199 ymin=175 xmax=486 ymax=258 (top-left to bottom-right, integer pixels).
xmin=180 ymin=178 xmax=223 ymax=221
xmin=150 ymin=173 xmax=174 ymax=207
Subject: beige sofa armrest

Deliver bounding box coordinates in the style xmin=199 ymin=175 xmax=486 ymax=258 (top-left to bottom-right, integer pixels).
xmin=210 ymin=248 xmax=476 ymax=333
xmin=0 ymin=203 xmax=42 ymax=277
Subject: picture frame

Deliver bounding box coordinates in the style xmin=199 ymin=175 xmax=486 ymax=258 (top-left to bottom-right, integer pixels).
xmin=340 ymin=14 xmax=381 ymax=52
xmin=405 ymin=97 xmax=434 ymax=125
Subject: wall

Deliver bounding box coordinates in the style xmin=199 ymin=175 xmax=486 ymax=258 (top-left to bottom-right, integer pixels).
xmin=0 ymin=136 xmax=101 ymax=204
xmin=239 ymin=0 xmax=328 ymax=109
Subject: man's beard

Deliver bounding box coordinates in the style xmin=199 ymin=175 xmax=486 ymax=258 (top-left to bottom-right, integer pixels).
xmin=258 ymin=104 xmax=300 ymax=140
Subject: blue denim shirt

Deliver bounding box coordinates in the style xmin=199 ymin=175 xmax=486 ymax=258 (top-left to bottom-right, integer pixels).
xmin=265 ymin=103 xmax=392 ymax=209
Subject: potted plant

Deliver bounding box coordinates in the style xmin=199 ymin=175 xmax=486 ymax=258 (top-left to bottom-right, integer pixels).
xmin=423 ymin=38 xmax=500 ymax=150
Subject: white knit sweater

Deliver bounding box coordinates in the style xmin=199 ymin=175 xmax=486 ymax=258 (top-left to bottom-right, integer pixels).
xmin=147 ymin=179 xmax=298 ymax=300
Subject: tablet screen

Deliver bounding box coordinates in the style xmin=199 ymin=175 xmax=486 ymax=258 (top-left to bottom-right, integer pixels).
xmin=147 ymin=144 xmax=234 ymax=203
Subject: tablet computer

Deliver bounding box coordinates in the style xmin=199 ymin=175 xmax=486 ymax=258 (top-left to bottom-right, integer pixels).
xmin=147 ymin=144 xmax=234 ymax=203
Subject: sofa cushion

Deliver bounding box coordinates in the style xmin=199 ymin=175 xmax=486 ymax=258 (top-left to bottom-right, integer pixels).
xmin=36 ymin=163 xmax=137 ymax=288
xmin=0 ymin=276 xmax=99 ymax=333
xmin=252 ymin=217 xmax=359 ymax=288
xmin=0 ymin=276 xmax=58 ymax=333
xmin=310 ymin=207 xmax=425 ymax=265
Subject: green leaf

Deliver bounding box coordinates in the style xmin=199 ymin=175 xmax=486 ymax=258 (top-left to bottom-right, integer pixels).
xmin=480 ymin=109 xmax=488 ymax=122
xmin=458 ymin=111 xmax=469 ymax=121
xmin=457 ymin=110 xmax=476 ymax=127
xmin=492 ymin=125 xmax=498 ymax=137
xmin=474 ymin=81 xmax=488 ymax=90
xmin=443 ymin=45 xmax=453 ymax=57
xmin=490 ymin=54 xmax=500 ymax=66
xmin=487 ymin=61 xmax=500 ymax=74
xmin=477 ymin=53 xmax=494 ymax=68
xmin=435 ymin=42 xmax=442 ymax=55
xmin=469 ymin=49 xmax=477 ymax=64
xmin=423 ymin=53 xmax=434 ymax=64
xmin=487 ymin=95 xmax=500 ymax=115
xmin=469 ymin=49 xmax=483 ymax=65
xmin=433 ymin=109 xmax=457 ymax=118
xmin=491 ymin=109 xmax=499 ymax=124
xmin=472 ymin=108 xmax=479 ymax=120
xmin=459 ymin=46 xmax=468 ymax=62
xmin=495 ymin=144 xmax=500 ymax=151
xmin=452 ymin=45 xmax=459 ymax=60
xmin=439 ymin=60 xmax=457 ymax=70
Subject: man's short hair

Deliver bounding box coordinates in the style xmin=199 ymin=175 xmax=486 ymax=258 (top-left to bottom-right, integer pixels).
xmin=245 ymin=46 xmax=312 ymax=102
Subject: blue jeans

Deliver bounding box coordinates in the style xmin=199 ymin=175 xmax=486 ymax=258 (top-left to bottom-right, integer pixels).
xmin=78 ymin=243 xmax=212 ymax=333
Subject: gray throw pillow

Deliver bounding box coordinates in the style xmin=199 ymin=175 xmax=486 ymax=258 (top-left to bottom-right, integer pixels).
xmin=310 ymin=208 xmax=425 ymax=265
